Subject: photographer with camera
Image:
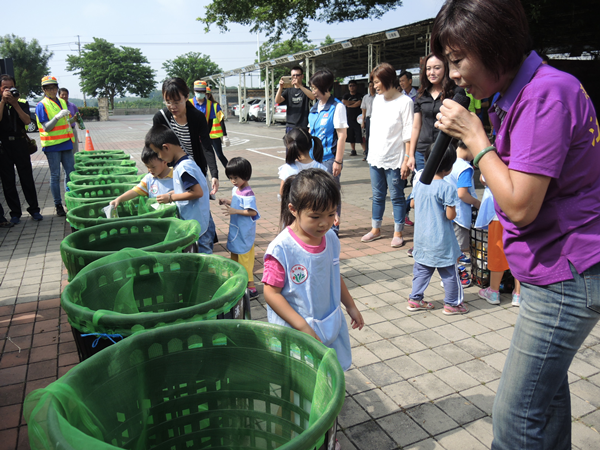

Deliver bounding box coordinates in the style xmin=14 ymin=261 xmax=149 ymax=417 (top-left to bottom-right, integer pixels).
xmin=0 ymin=74 xmax=42 ymax=224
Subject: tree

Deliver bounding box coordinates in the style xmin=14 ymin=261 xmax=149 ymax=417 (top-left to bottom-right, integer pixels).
xmin=66 ymin=38 xmax=155 ymax=109
xmin=321 ymin=35 xmax=336 ymax=46
xmin=198 ymin=0 xmax=403 ymax=42
xmin=256 ymin=39 xmax=316 ymax=82
xmin=162 ymin=52 xmax=222 ymax=90
xmin=0 ymin=34 xmax=53 ymax=98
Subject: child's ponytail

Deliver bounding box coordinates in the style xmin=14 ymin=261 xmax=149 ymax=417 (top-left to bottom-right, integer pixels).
xmin=311 ymin=135 xmax=324 ymax=163
xmin=280 ymin=175 xmax=297 ymax=230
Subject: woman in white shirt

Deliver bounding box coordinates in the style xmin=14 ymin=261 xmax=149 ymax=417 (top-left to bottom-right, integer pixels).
xmin=361 ymin=63 xmax=414 ymax=248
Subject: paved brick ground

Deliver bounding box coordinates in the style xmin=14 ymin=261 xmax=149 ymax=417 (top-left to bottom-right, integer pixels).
xmin=1 ymin=116 xmax=599 ymax=449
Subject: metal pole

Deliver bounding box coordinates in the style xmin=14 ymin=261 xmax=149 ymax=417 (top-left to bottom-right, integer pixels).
xmin=78 ymin=35 xmax=87 ymax=107
xmin=219 ymin=77 xmax=226 ymax=121
xmin=238 ymin=74 xmax=242 ymax=124
xmin=265 ymin=66 xmax=270 ymax=125
xmin=270 ymin=68 xmax=274 ymax=128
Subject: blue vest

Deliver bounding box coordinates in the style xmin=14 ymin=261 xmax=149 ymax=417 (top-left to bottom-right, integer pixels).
xmin=140 ymin=172 xmax=174 ymax=198
xmin=445 ymin=158 xmax=478 ymax=229
xmin=227 ymin=187 xmax=260 ymax=255
xmin=172 ymin=158 xmax=210 ymax=237
xmin=265 ymin=228 xmax=351 ymax=370
xmin=308 ymin=96 xmax=341 ymax=162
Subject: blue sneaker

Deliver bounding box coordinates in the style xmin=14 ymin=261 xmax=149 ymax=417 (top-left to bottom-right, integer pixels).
xmin=9 ymin=216 xmax=20 ymax=225
xmin=458 ymin=253 xmax=471 ymax=264
xmin=31 ymin=212 xmax=44 ymax=221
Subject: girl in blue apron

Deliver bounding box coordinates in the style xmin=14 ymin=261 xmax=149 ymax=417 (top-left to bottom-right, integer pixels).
xmin=261 ymin=168 xmax=364 ymax=370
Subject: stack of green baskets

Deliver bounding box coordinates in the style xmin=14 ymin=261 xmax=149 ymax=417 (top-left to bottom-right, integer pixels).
xmin=60 ymin=218 xmax=201 ymax=280
xmin=74 ymin=153 xmax=131 ymax=163
xmin=64 ymin=183 xmax=136 ymax=211
xmin=23 ymin=320 xmax=345 ymax=450
xmin=66 ymin=198 xmax=178 ymax=231
xmin=70 ymin=166 xmax=139 ymax=178
xmin=74 ymin=159 xmax=137 ymax=171
xmin=60 ymin=249 xmax=250 ymax=359
xmin=67 ymin=174 xmax=145 ymax=190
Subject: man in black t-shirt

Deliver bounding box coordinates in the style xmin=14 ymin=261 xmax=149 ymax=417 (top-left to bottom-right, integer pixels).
xmin=342 ymin=80 xmax=364 ymax=156
xmin=275 ymin=66 xmax=316 ymax=134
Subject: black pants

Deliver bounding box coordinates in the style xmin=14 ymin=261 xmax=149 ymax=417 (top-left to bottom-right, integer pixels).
xmin=0 ymin=137 xmax=40 ymax=217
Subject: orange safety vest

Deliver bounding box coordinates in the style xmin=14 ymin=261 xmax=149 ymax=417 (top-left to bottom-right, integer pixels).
xmin=190 ymin=98 xmax=224 ymax=139
xmin=37 ymin=97 xmax=75 ymax=147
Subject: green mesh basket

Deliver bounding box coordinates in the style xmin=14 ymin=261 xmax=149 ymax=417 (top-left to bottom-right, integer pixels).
xmin=75 ymin=159 xmax=137 ymax=170
xmin=77 ymin=149 xmax=125 ymax=155
xmin=61 ymin=249 xmax=249 ymax=337
xmin=74 ymin=153 xmax=131 ymax=163
xmin=70 ymin=166 xmax=139 ymax=178
xmin=66 ymin=198 xmax=178 ymax=231
xmin=60 ymin=218 xmax=201 ymax=281
xmin=24 ymin=320 xmax=345 ymax=450
xmin=67 ymin=174 xmax=145 ymax=190
xmin=64 ymin=183 xmax=137 ymax=211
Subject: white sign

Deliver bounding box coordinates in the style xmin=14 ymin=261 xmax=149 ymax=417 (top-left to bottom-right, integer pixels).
xmin=341 ymin=41 xmax=352 ymax=49
xmin=386 ymin=30 xmax=400 ymax=40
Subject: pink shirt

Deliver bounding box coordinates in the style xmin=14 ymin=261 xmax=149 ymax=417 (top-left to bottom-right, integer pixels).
xmin=491 ymin=51 xmax=600 ymax=285
xmin=262 ymin=227 xmax=326 ymax=288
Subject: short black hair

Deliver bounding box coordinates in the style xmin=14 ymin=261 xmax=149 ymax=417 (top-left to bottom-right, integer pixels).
xmin=348 ymin=80 xmax=357 ymax=86
xmin=399 ymin=71 xmax=412 ymax=81
xmin=141 ymin=146 xmax=161 ymax=164
xmin=309 ymin=70 xmax=334 ymax=95
xmin=425 ymin=142 xmax=457 ymax=174
xmin=145 ymin=125 xmax=181 ymax=149
xmin=225 ymin=157 xmax=252 ymax=181
xmin=290 ymin=65 xmax=303 ymax=74
xmin=162 ymin=77 xmax=189 ymax=102
xmin=0 ymin=74 xmax=16 ymax=85
xmin=58 ymin=88 xmax=69 ymax=95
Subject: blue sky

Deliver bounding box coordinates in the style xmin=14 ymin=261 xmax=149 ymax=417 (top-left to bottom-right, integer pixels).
xmin=9 ymin=0 xmax=444 ymax=98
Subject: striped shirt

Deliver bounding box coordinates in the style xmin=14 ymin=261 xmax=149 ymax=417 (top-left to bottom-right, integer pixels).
xmin=169 ymin=118 xmax=193 ymax=157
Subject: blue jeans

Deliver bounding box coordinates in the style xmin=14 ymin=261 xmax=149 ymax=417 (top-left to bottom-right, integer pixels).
xmin=369 ymin=165 xmax=406 ymax=232
xmin=197 ymin=213 xmax=216 ymax=254
xmin=322 ymin=158 xmax=341 ymax=233
xmin=492 ymin=262 xmax=600 ymax=449
xmin=415 ymin=151 xmax=426 ymax=171
xmin=45 ymin=150 xmax=75 ymax=206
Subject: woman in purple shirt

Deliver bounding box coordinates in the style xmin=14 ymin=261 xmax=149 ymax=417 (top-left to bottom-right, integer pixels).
xmin=431 ymin=0 xmax=600 ymax=448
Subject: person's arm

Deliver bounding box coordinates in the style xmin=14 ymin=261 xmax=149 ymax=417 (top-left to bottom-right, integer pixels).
xmin=340 ymin=277 xmax=364 ymax=330
xmin=407 ymin=112 xmax=422 ymax=171
xmin=263 ymin=284 xmax=321 ymax=341
xmin=222 ymin=204 xmax=258 ymax=217
xmin=279 ymin=180 xmax=285 ymax=196
xmin=17 ymin=101 xmax=32 ymax=125
xmin=110 ymin=189 xmax=140 ymax=207
xmin=361 ymin=108 xmax=367 ymax=129
xmin=193 ymin=106 xmax=220 ymax=194
xmin=446 ymin=205 xmax=457 ymax=221
xmin=458 ymin=188 xmax=481 ymax=209
xmin=333 ymin=128 xmax=347 ymax=177
xmin=349 ymin=100 xmax=362 ymax=108
xmin=400 ymin=98 xmax=414 ymax=179
xmin=299 ymin=85 xmax=316 ymax=101
xmin=156 ymin=183 xmax=203 ymax=203
xmin=437 ymin=98 xmax=551 ymax=227
xmin=275 ymin=80 xmax=286 ymax=104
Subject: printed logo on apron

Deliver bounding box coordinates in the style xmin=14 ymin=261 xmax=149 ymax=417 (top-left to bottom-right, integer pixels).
xmin=290 ymin=264 xmax=308 ymax=284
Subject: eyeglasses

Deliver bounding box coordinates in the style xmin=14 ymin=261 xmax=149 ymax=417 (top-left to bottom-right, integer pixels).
xmin=291 ymin=74 xmax=302 ymax=78
xmin=163 ymin=99 xmax=186 ymax=106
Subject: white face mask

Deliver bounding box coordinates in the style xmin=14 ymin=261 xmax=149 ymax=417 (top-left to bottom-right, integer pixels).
xmin=195 ymin=93 xmax=205 ymax=100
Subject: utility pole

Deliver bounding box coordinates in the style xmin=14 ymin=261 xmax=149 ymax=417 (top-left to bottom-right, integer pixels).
xmin=78 ymin=35 xmax=87 ymax=107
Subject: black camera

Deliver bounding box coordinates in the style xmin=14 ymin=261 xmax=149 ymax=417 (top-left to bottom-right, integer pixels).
xmin=9 ymin=87 xmax=19 ymax=97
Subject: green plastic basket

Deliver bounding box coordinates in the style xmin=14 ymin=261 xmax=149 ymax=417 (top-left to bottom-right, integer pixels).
xmin=74 ymin=153 xmax=131 ymax=163
xmin=66 ymin=198 xmax=177 ymax=231
xmin=24 ymin=320 xmax=345 ymax=450
xmin=70 ymin=166 xmax=139 ymax=178
xmin=64 ymin=183 xmax=137 ymax=211
xmin=67 ymin=174 xmax=145 ymax=190
xmin=60 ymin=218 xmax=201 ymax=281
xmin=75 ymin=159 xmax=137 ymax=170
xmin=77 ymin=149 xmax=125 ymax=155
xmin=61 ymin=250 xmax=248 ymax=336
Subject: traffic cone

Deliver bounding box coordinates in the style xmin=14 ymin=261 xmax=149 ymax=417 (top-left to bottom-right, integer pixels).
xmin=84 ymin=130 xmax=95 ymax=151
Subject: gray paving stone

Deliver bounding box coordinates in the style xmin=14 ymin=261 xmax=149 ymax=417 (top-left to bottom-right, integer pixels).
xmin=578 ymin=348 xmax=600 ymax=370
xmin=344 ymin=421 xmax=396 ymax=450
xmin=381 ymin=380 xmax=429 ymax=409
xmin=359 ymin=362 xmax=401 ymax=387
xmin=358 ymin=309 xmax=386 ymax=325
xmin=335 ymin=431 xmax=358 ymax=450
xmin=571 ymin=356 xmax=600 ymax=378
xmin=480 ymin=352 xmax=507 ymax=373
xmin=433 ymin=323 xmax=471 ymax=342
xmin=406 ymin=402 xmax=459 ymax=435
xmin=570 ymin=380 xmax=600 ymax=408
xmin=434 ymin=394 xmax=486 ymax=425
xmin=462 ymin=416 xmax=494 ymax=448
xmin=408 ymin=373 xmax=456 ymax=400
xmin=369 ymin=321 xmax=404 ymax=340
xmin=495 ymin=326 xmax=514 ymax=341
xmin=349 ymin=325 xmax=383 ymax=345
xmin=432 ymin=343 xmax=474 ymax=365
xmin=1 ymin=278 xmax=22 ymax=288
xmin=353 ymin=388 xmax=400 ymax=418
xmin=571 ymin=394 xmax=597 ymax=419
xmin=345 ymin=369 xmax=376 ymax=395
xmin=476 ymin=331 xmax=512 ymax=352
xmin=412 ymin=313 xmax=448 ymax=329
xmin=389 ymin=334 xmax=427 ymax=354
xmin=455 ymin=338 xmax=497 ymax=358
xmin=372 ymin=305 xmax=406 ymax=321
xmin=434 ymin=366 xmax=481 ymax=392
xmin=410 ymin=349 xmax=452 ymax=371
xmin=455 ymin=317 xmax=496 ymax=337
xmin=338 ymin=396 xmax=371 ymax=428
xmin=411 ymin=329 xmax=450 ymax=349
xmin=377 ymin=411 xmax=429 ymax=447
xmin=16 ymin=293 xmax=40 ymax=303
xmin=404 ymin=437 xmax=446 ymax=449
xmin=435 ymin=427 xmax=489 ymax=450
xmin=457 ymin=360 xmax=501 ymax=384
xmin=460 ymin=385 xmax=496 ymax=415
xmin=351 ymin=346 xmax=381 ymax=368
xmin=386 ymin=355 xmax=427 ymax=380
xmin=18 ymin=284 xmax=40 ymax=295
xmin=571 ymin=421 xmax=600 ymax=449
xmin=392 ymin=316 xmax=428 ymax=333
xmin=365 ymin=340 xmax=404 ymax=361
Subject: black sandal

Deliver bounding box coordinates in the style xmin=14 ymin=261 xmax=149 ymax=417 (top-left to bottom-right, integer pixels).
xmin=1 ymin=220 xmax=15 ymax=228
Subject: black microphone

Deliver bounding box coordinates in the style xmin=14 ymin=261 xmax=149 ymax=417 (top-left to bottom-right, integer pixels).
xmin=419 ymin=92 xmax=471 ymax=185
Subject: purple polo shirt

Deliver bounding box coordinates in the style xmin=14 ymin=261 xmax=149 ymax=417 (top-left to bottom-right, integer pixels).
xmin=491 ymin=51 xmax=600 ymax=285
xmin=66 ymin=101 xmax=79 ymax=129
